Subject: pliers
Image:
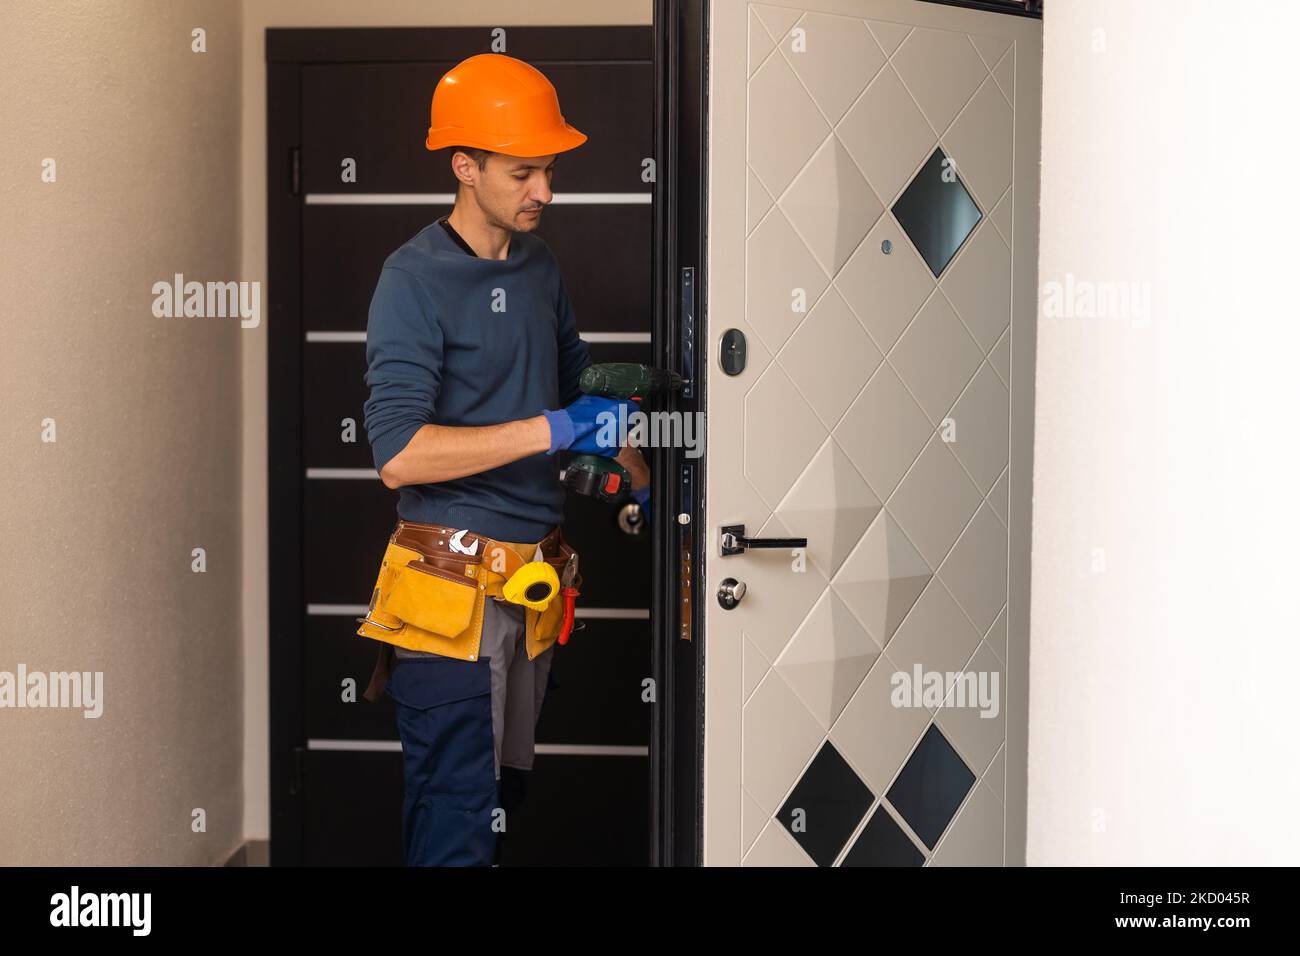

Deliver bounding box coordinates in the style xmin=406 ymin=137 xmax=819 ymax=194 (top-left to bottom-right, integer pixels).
xmin=558 ymin=553 xmax=581 ymax=645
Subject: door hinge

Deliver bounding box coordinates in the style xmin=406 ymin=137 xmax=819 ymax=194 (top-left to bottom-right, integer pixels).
xmin=289 ymin=147 xmax=301 ymax=196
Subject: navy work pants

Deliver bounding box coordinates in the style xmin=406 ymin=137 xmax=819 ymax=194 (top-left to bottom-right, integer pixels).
xmin=386 ymin=596 xmax=555 ymax=866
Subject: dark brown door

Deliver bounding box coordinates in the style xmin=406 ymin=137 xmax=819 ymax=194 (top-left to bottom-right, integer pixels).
xmin=269 ymin=26 xmax=654 ymax=866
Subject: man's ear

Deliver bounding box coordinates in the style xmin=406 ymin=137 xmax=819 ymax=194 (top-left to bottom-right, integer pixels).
xmin=449 ymin=150 xmax=478 ymax=188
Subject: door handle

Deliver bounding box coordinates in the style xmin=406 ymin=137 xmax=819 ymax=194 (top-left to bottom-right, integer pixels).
xmin=719 ymin=524 xmax=807 ymax=556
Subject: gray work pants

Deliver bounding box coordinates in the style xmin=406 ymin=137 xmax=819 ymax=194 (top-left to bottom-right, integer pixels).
xmin=394 ymin=595 xmax=555 ymax=779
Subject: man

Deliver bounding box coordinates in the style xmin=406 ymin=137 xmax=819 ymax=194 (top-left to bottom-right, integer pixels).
xmin=360 ymin=53 xmax=650 ymax=866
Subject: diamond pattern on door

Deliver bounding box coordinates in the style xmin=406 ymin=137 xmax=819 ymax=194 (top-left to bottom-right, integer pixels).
xmin=745 ymin=206 xmax=829 ymax=354
xmin=940 ymin=221 xmax=1011 ymax=352
xmin=866 ymin=19 xmax=912 ymax=58
xmin=775 ymin=438 xmax=881 ymax=577
xmin=831 ymin=509 xmax=930 ymax=649
xmin=747 ymin=166 xmax=775 ymax=235
xmin=934 ymin=640 xmax=1006 ymax=778
xmin=742 ymin=787 xmax=768 ymax=856
xmin=748 ymin=8 xmax=777 ymax=77
xmin=890 ymin=26 xmax=988 ymax=135
xmin=886 ymin=577 xmax=982 ymax=678
xmin=829 ymin=653 xmax=932 ymax=795
xmin=733 ymin=1 xmax=1020 ymax=868
xmin=943 ymin=76 xmax=1013 ymax=210
xmin=986 ymin=605 xmax=1008 ymax=667
xmin=752 ymin=2 xmax=802 ymax=44
xmin=776 ymin=741 xmax=874 ymax=865
xmin=886 ymin=436 xmax=982 ymax=569
xmin=778 ymin=12 xmax=885 ymax=126
xmin=989 ymin=186 xmax=1012 ymax=247
xmin=888 ymin=289 xmax=984 ymax=424
xmin=834 ymin=360 xmax=932 ymax=500
xmin=887 ymin=725 xmax=975 ymax=849
xmin=743 ymin=669 xmax=826 ymax=813
xmin=991 ymin=47 xmax=1014 ymax=105
xmin=988 ymin=468 xmax=1010 ymax=528
xmin=743 ymin=633 xmax=768 ymax=702
xmin=946 ymin=362 xmax=1009 ymax=495
xmin=779 ymin=135 xmax=882 ymax=275
xmin=775 ymin=588 xmax=880 ymax=728
xmin=990 ymin=325 xmax=1011 ymax=385
xmin=969 ymin=31 xmax=1012 ymax=72
xmin=835 ymin=214 xmax=935 ymax=353
xmin=986 ymin=746 xmax=1007 ymax=805
xmin=838 ymin=63 xmax=935 ymax=205
xmin=747 ymin=48 xmax=830 ymax=198
xmin=842 ymin=805 xmax=925 ymax=866
xmin=928 ymin=781 xmax=1003 ymax=866
xmin=744 ymin=363 xmax=826 ymax=507
xmin=744 ymin=820 xmax=817 ymax=866
xmin=892 ymin=147 xmax=983 ymax=277
xmin=938 ymin=503 xmax=1008 ymax=636
xmin=778 ymin=285 xmax=883 ymax=429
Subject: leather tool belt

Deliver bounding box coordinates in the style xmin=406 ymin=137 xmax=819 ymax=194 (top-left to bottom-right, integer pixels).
xmin=357 ymin=520 xmax=580 ymax=702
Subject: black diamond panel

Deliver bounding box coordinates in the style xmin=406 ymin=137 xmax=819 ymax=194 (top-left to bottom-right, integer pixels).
xmin=841 ymin=808 xmax=925 ymax=867
xmin=886 ymin=724 xmax=975 ymax=849
xmin=891 ymin=147 xmax=982 ymax=277
xmin=777 ymin=741 xmax=873 ymax=866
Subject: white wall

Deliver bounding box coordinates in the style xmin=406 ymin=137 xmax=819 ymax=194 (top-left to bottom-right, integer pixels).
xmin=1029 ymin=0 xmax=1300 ymax=864
xmin=238 ymin=0 xmax=652 ymax=842
xmin=0 ymin=0 xmax=243 ymax=865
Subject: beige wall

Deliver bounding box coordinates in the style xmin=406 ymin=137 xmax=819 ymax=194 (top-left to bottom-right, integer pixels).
xmin=0 ymin=0 xmax=650 ymax=865
xmin=0 ymin=0 xmax=243 ymax=864
xmin=238 ymin=0 xmax=652 ymax=841
xmin=14 ymin=0 xmax=1293 ymax=869
xmin=1030 ymin=0 xmax=1300 ymax=863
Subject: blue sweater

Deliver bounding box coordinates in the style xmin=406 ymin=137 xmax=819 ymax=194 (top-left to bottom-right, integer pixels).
xmin=362 ymin=220 xmax=591 ymax=542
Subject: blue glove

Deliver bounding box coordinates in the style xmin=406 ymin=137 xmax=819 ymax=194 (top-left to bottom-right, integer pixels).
xmin=542 ymin=395 xmax=639 ymax=457
xmin=631 ymin=484 xmax=651 ymax=522
xmin=570 ymin=421 xmax=632 ymax=456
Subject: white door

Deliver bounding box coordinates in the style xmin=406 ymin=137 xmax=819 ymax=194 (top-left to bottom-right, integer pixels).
xmin=703 ymin=0 xmax=1041 ymax=865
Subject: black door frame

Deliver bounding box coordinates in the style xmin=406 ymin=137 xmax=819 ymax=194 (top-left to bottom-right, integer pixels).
xmin=266 ymin=23 xmax=688 ymax=866
xmin=924 ymin=0 xmax=1042 ymax=15
xmin=651 ymin=0 xmax=706 ymax=868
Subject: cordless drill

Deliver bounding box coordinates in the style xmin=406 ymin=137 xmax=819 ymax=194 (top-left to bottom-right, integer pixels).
xmin=559 ymin=363 xmax=685 ymax=502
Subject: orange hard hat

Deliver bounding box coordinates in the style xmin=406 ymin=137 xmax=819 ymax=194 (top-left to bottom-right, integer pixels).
xmin=425 ymin=53 xmax=587 ymax=157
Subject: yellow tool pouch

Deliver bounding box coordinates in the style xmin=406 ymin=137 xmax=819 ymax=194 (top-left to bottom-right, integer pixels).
xmin=356 ymin=540 xmax=489 ymax=660
xmin=357 ymin=522 xmax=579 ymax=664
xmin=524 ymin=592 xmax=568 ymax=659
xmin=385 ymin=561 xmax=480 ymax=637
